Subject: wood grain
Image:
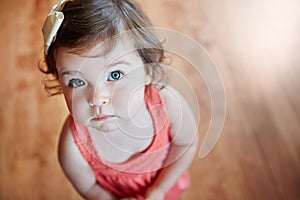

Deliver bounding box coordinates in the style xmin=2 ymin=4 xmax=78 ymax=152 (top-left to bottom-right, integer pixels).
xmin=1 ymin=0 xmax=299 ymax=199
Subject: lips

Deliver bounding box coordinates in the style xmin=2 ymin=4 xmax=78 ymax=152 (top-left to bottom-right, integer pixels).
xmin=92 ymin=114 xmax=114 ymax=122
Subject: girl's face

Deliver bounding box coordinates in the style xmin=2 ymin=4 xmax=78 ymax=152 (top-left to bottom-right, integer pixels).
xmin=56 ymin=39 xmax=149 ymax=132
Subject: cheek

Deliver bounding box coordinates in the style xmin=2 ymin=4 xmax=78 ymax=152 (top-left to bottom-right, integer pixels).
xmin=112 ymin=86 xmax=145 ymax=117
xmin=128 ymin=86 xmax=145 ymax=107
xmin=63 ymin=91 xmax=86 ymax=115
xmin=62 ymin=91 xmax=73 ymax=113
xmin=129 ymin=88 xmax=145 ymax=116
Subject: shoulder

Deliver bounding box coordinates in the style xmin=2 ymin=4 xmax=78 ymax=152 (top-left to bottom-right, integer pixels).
xmin=159 ymin=85 xmax=199 ymax=145
xmin=58 ymin=116 xmax=96 ymax=195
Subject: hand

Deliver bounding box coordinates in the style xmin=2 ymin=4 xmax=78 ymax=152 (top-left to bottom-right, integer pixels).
xmin=145 ymin=188 xmax=165 ymax=200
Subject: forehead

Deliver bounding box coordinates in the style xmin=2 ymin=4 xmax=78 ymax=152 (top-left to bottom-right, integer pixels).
xmin=88 ymin=34 xmax=138 ymax=58
xmin=56 ymin=35 xmax=141 ymax=71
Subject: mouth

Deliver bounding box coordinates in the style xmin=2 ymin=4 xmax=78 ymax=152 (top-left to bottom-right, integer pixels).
xmin=92 ymin=115 xmax=115 ymax=122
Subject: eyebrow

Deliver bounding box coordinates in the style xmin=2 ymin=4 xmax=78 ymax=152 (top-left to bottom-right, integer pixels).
xmin=59 ymin=60 xmax=132 ymax=77
xmin=107 ymin=60 xmax=131 ymax=68
xmin=60 ymin=70 xmax=82 ymax=77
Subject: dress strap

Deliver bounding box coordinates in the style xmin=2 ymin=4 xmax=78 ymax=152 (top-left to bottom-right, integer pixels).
xmin=70 ymin=116 xmax=98 ymax=163
xmin=144 ymin=84 xmax=164 ymax=108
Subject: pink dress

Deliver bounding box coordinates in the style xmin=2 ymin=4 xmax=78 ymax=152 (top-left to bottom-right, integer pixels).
xmin=70 ymin=84 xmax=189 ymax=199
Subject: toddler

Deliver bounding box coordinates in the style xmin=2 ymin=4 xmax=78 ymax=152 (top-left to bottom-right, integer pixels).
xmin=40 ymin=0 xmax=198 ymax=199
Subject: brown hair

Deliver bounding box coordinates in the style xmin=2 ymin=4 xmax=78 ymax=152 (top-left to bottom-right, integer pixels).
xmin=39 ymin=0 xmax=166 ymax=96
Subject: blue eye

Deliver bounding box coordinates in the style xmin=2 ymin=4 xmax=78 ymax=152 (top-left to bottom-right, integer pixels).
xmin=108 ymin=70 xmax=124 ymax=81
xmin=68 ymin=78 xmax=86 ymax=88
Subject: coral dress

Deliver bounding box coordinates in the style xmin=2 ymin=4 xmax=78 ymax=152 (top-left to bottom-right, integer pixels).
xmin=70 ymin=84 xmax=189 ymax=199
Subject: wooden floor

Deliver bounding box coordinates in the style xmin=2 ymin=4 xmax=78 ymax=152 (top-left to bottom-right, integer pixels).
xmin=1 ymin=0 xmax=300 ymax=199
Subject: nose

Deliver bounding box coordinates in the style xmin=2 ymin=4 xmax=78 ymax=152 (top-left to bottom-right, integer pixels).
xmin=89 ymin=88 xmax=110 ymax=107
xmin=89 ymin=97 xmax=110 ymax=107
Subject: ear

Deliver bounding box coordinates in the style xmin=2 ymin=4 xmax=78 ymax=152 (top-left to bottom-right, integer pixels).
xmin=145 ymin=74 xmax=152 ymax=85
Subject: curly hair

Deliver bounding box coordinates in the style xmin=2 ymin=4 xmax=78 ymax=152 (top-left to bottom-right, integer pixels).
xmin=39 ymin=0 xmax=166 ymax=96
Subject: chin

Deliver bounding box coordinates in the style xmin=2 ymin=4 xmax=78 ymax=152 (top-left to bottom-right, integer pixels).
xmin=92 ymin=122 xmax=119 ymax=133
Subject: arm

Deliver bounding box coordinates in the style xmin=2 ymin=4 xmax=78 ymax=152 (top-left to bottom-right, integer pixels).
xmin=58 ymin=117 xmax=118 ymax=200
xmin=145 ymin=87 xmax=199 ymax=199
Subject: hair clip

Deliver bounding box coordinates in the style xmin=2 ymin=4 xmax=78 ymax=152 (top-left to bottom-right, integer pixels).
xmin=42 ymin=0 xmax=72 ymax=55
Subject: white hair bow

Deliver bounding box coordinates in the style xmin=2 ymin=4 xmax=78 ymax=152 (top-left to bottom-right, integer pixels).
xmin=42 ymin=0 xmax=72 ymax=55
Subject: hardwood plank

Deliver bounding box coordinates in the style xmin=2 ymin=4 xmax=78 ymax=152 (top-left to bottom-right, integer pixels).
xmin=1 ymin=0 xmax=300 ymax=199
